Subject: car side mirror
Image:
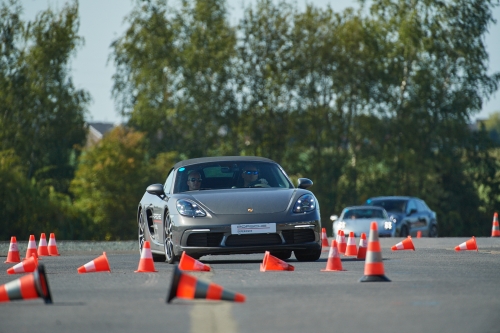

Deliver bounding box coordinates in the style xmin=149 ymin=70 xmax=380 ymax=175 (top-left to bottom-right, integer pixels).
xmin=146 ymin=184 xmax=165 ymax=198
xmin=297 ymin=178 xmax=313 ymax=189
xmin=408 ymin=208 xmax=417 ymax=215
xmin=330 ymin=215 xmax=338 ymax=222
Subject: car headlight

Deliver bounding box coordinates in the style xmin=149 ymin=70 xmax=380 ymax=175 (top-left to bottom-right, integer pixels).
xmin=176 ymin=199 xmax=206 ymax=217
xmin=293 ymin=194 xmax=316 ymax=213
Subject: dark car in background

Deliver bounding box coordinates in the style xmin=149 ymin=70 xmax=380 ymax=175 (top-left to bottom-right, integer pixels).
xmin=365 ymin=196 xmax=438 ymax=237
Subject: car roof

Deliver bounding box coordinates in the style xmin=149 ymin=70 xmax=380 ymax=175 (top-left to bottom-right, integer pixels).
xmin=173 ymin=156 xmax=276 ymax=169
xmin=343 ymin=205 xmax=386 ymax=210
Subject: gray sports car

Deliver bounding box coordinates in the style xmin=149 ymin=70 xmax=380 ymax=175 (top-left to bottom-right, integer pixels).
xmin=137 ymin=156 xmax=322 ymax=263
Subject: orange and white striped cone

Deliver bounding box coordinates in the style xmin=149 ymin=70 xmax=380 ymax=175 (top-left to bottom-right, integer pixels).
xmin=338 ymin=230 xmax=347 ymax=254
xmin=25 ymin=235 xmax=38 ymax=260
xmin=359 ymin=222 xmax=390 ymax=282
xmin=391 ymin=236 xmax=415 ymax=251
xmin=344 ymin=231 xmax=358 ymax=256
xmin=47 ymin=233 xmax=60 ymax=256
xmin=260 ymin=251 xmax=295 ymax=271
xmin=491 ymin=213 xmax=500 ymax=237
xmin=455 ymin=236 xmax=478 ymax=251
xmin=7 ymin=256 xmax=38 ymax=275
xmin=77 ymin=252 xmax=111 ymax=273
xmin=0 ymin=265 xmax=52 ymax=304
xmin=179 ymin=252 xmax=210 ymax=271
xmin=4 ymin=236 xmax=21 ymax=263
xmin=135 ymin=241 xmax=157 ymax=273
xmin=416 ymin=231 xmax=422 ymax=238
xmin=357 ymin=233 xmax=367 ymax=260
xmin=321 ymin=227 xmax=329 ymax=249
xmin=335 ymin=230 xmax=342 ymax=248
xmin=321 ymin=240 xmax=345 ymax=271
xmin=37 ymin=233 xmax=50 ymax=256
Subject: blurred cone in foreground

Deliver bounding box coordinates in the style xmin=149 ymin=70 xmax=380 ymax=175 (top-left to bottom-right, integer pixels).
xmin=167 ymin=266 xmax=245 ymax=303
xmin=416 ymin=231 xmax=422 ymax=238
xmin=47 ymin=233 xmax=60 ymax=256
xmin=4 ymin=236 xmax=21 ymax=263
xmin=338 ymin=230 xmax=347 ymax=254
xmin=25 ymin=235 xmax=38 ymax=260
xmin=179 ymin=252 xmax=210 ymax=272
xmin=135 ymin=241 xmax=157 ymax=273
xmin=78 ymin=252 xmax=111 ymax=273
xmin=7 ymin=256 xmax=38 ymax=275
xmin=37 ymin=233 xmax=50 ymax=256
xmin=359 ymin=222 xmax=390 ymax=282
xmin=260 ymin=251 xmax=294 ymax=272
xmin=344 ymin=231 xmax=358 ymax=256
xmin=321 ymin=228 xmax=329 ymax=248
xmin=0 ymin=265 xmax=52 ymax=304
xmin=391 ymin=236 xmax=415 ymax=251
xmin=321 ymin=240 xmax=344 ymax=272
xmin=491 ymin=213 xmax=500 ymax=237
xmin=357 ymin=233 xmax=367 ymax=260
xmin=455 ymin=236 xmax=478 ymax=251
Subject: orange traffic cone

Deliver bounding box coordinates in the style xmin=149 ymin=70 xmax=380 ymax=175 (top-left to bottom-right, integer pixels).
xmin=455 ymin=236 xmax=478 ymax=251
xmin=4 ymin=236 xmax=21 ymax=263
xmin=416 ymin=231 xmax=422 ymax=238
xmin=25 ymin=235 xmax=38 ymax=260
xmin=7 ymin=256 xmax=38 ymax=275
xmin=167 ymin=265 xmax=245 ymax=303
xmin=359 ymin=222 xmax=390 ymax=282
xmin=179 ymin=252 xmax=210 ymax=271
xmin=77 ymin=252 xmax=111 ymax=273
xmin=321 ymin=227 xmax=329 ymax=249
xmin=321 ymin=240 xmax=345 ymax=271
xmin=37 ymin=233 xmax=50 ymax=256
xmin=135 ymin=241 xmax=157 ymax=273
xmin=0 ymin=265 xmax=52 ymax=304
xmin=357 ymin=233 xmax=367 ymax=260
xmin=47 ymin=233 xmax=60 ymax=256
xmin=391 ymin=236 xmax=415 ymax=251
xmin=260 ymin=251 xmax=294 ymax=272
xmin=491 ymin=213 xmax=500 ymax=237
xmin=338 ymin=230 xmax=347 ymax=254
xmin=344 ymin=231 xmax=358 ymax=256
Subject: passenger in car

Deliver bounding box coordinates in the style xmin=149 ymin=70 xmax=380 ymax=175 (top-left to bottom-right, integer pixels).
xmin=186 ymin=170 xmax=203 ymax=191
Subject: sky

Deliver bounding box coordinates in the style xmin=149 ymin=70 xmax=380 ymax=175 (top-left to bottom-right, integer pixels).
xmin=19 ymin=0 xmax=500 ymax=125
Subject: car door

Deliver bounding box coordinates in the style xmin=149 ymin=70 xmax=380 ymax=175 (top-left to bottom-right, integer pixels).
xmin=405 ymin=199 xmax=419 ymax=236
xmin=416 ymin=199 xmax=430 ymax=235
xmin=150 ymin=169 xmax=174 ymax=252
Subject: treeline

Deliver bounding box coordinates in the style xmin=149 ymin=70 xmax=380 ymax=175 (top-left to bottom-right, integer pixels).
xmin=1 ymin=0 xmax=499 ymax=240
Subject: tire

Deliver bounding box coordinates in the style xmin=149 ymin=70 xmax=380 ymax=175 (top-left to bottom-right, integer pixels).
xmin=294 ymin=248 xmax=321 ymax=262
xmin=164 ymin=212 xmax=179 ymax=264
xmin=400 ymin=225 xmax=409 ymax=237
xmin=270 ymin=250 xmax=292 ymax=261
xmin=429 ymin=224 xmax=438 ymax=237
xmin=138 ymin=209 xmax=146 ymax=254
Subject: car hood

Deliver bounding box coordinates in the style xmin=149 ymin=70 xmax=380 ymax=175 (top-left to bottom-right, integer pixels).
xmin=338 ymin=218 xmax=389 ymax=231
xmin=186 ymin=189 xmax=295 ymax=214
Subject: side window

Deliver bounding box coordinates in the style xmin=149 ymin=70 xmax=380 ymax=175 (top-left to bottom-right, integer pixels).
xmin=406 ymin=200 xmax=417 ymax=214
xmin=416 ymin=200 xmax=426 ymax=212
xmin=163 ymin=168 xmax=174 ymax=194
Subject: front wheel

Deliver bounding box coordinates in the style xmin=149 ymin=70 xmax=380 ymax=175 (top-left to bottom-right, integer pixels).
xmin=294 ymin=248 xmax=321 ymax=262
xmin=164 ymin=213 xmax=179 ymax=264
xmin=429 ymin=224 xmax=438 ymax=237
xmin=399 ymin=225 xmax=409 ymax=237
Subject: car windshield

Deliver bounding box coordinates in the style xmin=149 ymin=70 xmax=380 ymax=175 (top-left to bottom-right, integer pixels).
xmin=367 ymin=199 xmax=407 ymax=213
xmin=342 ymin=209 xmax=385 ymax=219
xmin=173 ymin=161 xmax=293 ymax=193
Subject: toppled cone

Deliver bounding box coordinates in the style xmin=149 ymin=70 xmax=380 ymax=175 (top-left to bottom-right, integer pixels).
xmin=78 ymin=252 xmax=111 ymax=273
xmin=344 ymin=231 xmax=358 ymax=256
xmin=455 ymin=236 xmax=478 ymax=251
xmin=7 ymin=256 xmax=38 ymax=275
xmin=167 ymin=266 xmax=245 ymax=303
xmin=321 ymin=240 xmax=345 ymax=272
xmin=391 ymin=236 xmax=415 ymax=251
xmin=4 ymin=236 xmax=21 ymax=263
xmin=260 ymin=251 xmax=294 ymax=272
xmin=135 ymin=241 xmax=157 ymax=273
xmin=321 ymin=227 xmax=329 ymax=248
xmin=0 ymin=265 xmax=52 ymax=304
xmin=25 ymin=235 xmax=38 ymax=260
xmin=357 ymin=233 xmax=367 ymax=260
xmin=48 ymin=233 xmax=60 ymax=256
xmin=359 ymin=222 xmax=390 ymax=282
xmin=38 ymin=233 xmax=50 ymax=256
xmin=179 ymin=252 xmax=210 ymax=271
xmin=491 ymin=213 xmax=500 ymax=237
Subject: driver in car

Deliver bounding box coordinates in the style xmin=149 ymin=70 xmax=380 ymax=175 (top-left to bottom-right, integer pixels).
xmin=241 ymin=165 xmax=268 ymax=187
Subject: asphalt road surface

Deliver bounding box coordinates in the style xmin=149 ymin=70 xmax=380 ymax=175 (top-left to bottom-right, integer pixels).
xmin=1 ymin=237 xmax=499 ymax=333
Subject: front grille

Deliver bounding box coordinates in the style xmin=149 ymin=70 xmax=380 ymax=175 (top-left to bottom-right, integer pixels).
xmin=282 ymin=229 xmax=316 ymax=244
xmin=225 ymin=234 xmax=282 ymax=247
xmin=186 ymin=233 xmax=224 ymax=247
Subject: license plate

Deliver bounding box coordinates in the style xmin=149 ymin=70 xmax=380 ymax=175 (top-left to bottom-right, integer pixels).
xmin=231 ymin=223 xmax=276 ymax=235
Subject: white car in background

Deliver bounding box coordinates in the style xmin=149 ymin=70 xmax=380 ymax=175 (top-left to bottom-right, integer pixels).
xmin=330 ymin=206 xmax=395 ymax=237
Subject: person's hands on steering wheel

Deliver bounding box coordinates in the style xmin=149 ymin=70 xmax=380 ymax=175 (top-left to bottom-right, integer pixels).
xmin=248 ymin=178 xmax=270 ymax=187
